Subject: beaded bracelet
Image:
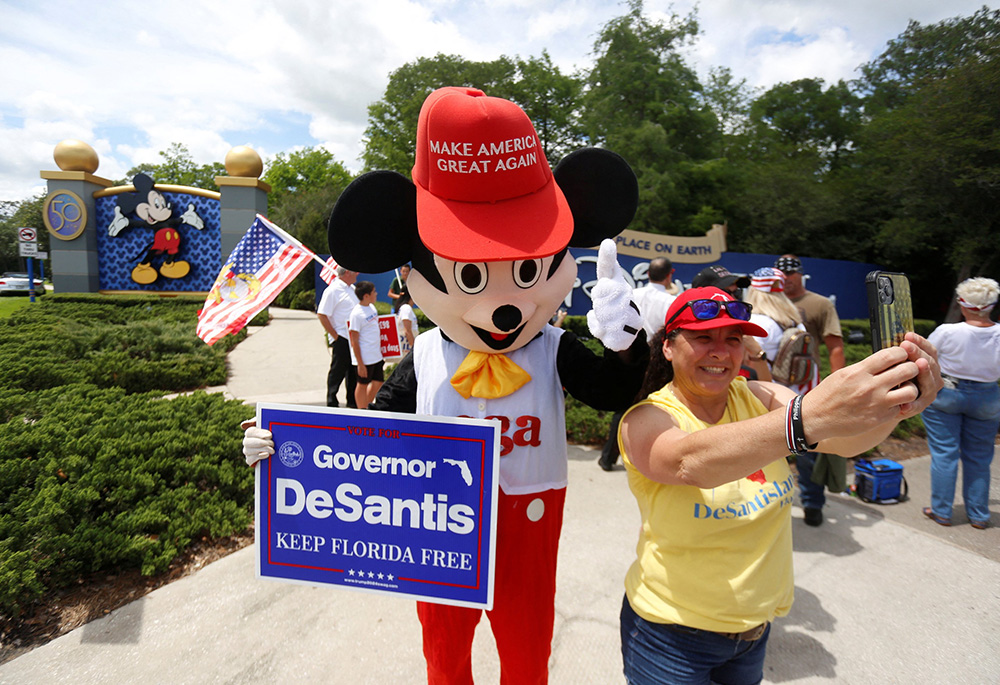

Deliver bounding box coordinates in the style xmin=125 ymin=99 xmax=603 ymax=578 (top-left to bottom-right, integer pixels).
xmin=785 ymin=395 xmax=817 ymax=455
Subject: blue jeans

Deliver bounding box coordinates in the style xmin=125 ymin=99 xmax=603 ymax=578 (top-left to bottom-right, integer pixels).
xmin=795 ymin=452 xmax=826 ymax=510
xmin=620 ymin=596 xmax=770 ymax=685
xmin=921 ymin=380 xmax=1000 ymax=524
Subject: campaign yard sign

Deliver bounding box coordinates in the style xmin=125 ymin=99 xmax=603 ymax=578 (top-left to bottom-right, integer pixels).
xmin=378 ymin=314 xmax=403 ymax=361
xmin=255 ymin=403 xmax=500 ymax=609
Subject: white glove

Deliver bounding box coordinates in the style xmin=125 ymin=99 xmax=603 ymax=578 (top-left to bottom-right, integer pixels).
xmin=108 ymin=206 xmax=129 ymax=236
xmin=180 ymin=203 xmax=204 ymax=229
xmin=586 ymin=239 xmax=642 ymax=351
xmin=241 ymin=419 xmax=273 ymax=467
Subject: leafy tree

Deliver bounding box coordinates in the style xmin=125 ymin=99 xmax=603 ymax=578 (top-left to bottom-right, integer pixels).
xmin=854 ymin=8 xmax=1000 ymax=315
xmin=263 ymin=147 xmax=354 ymax=214
xmin=120 ymin=143 xmax=225 ymax=189
xmin=701 ymin=67 xmax=756 ymax=156
xmin=748 ymin=78 xmax=861 ymax=169
xmin=857 ymin=7 xmax=1000 ymax=111
xmin=581 ymin=0 xmax=723 ymax=235
xmin=722 ymin=77 xmax=868 ymax=260
xmin=261 ymin=147 xmax=356 ymax=309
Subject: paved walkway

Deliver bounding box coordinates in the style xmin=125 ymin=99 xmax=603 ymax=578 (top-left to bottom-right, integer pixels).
xmin=2 ymin=308 xmax=997 ymax=684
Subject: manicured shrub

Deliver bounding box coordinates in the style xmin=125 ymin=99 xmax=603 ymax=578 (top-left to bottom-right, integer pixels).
xmin=0 ymin=295 xmax=253 ymax=618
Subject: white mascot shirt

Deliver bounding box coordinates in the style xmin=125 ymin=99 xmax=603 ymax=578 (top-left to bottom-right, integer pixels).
xmin=413 ymin=326 xmax=568 ymax=495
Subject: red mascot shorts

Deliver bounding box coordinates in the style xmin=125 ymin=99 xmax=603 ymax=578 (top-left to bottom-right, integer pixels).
xmin=417 ymin=487 xmax=567 ymax=685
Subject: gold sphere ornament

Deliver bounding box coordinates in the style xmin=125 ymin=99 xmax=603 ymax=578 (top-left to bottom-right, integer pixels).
xmin=224 ymin=145 xmax=263 ymax=178
xmin=53 ymin=139 xmax=99 ymax=173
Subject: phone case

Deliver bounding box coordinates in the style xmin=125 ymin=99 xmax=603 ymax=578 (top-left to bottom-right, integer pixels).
xmin=866 ymin=271 xmax=914 ymax=352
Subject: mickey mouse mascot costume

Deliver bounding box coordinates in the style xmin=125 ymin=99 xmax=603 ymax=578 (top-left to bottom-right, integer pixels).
xmin=245 ymin=86 xmax=648 ymax=683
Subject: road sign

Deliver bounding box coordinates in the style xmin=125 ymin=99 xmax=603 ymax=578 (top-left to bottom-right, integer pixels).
xmin=18 ymin=227 xmax=37 ymax=242
xmin=19 ymin=243 xmax=39 ymax=258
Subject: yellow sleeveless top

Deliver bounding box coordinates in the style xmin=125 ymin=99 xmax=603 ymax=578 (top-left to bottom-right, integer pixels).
xmin=618 ymin=377 xmax=794 ymax=632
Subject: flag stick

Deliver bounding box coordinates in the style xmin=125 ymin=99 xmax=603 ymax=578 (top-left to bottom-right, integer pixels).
xmin=256 ymin=214 xmax=331 ymax=270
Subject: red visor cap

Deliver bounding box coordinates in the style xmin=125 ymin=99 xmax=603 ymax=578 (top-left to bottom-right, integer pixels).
xmin=412 ymin=87 xmax=573 ymax=263
xmin=664 ymin=287 xmax=768 ymax=337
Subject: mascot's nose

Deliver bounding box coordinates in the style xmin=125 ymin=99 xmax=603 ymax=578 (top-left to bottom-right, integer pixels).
xmin=492 ymin=305 xmax=522 ymax=332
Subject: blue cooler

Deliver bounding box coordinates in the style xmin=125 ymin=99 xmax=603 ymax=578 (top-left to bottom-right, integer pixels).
xmin=854 ymin=459 xmax=906 ymax=503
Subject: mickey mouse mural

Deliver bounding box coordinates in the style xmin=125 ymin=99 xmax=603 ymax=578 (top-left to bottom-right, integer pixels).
xmin=330 ymin=87 xmax=648 ymax=683
xmin=107 ymin=173 xmax=205 ymax=284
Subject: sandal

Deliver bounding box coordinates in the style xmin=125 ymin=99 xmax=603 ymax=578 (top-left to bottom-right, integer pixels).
xmin=923 ymin=507 xmax=951 ymax=527
xmin=970 ymin=520 xmax=989 ymax=530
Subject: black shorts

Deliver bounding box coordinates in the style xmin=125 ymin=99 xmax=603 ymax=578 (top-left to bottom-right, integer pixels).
xmin=356 ymin=361 xmax=385 ymax=384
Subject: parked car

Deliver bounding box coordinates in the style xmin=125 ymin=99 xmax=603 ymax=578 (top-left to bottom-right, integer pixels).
xmin=0 ymin=272 xmax=46 ymax=295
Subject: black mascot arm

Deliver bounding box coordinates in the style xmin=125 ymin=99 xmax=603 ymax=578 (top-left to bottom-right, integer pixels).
xmin=370 ymin=351 xmax=418 ymax=414
xmin=555 ymin=330 xmax=649 ymax=411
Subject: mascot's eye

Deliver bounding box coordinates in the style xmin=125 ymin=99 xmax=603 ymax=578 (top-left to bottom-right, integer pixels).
xmin=454 ymin=262 xmax=488 ymax=294
xmin=513 ymin=259 xmax=542 ymax=289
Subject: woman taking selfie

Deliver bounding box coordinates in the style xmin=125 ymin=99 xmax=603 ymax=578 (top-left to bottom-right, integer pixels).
xmin=617 ymin=286 xmax=941 ymax=685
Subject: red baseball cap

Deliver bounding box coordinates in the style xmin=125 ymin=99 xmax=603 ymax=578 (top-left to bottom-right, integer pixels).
xmin=411 ymin=87 xmax=574 ymax=262
xmin=664 ymin=287 xmax=768 ymax=337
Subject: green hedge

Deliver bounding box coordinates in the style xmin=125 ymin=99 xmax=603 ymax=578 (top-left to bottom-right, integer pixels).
xmin=0 ymin=295 xmax=243 ymax=394
xmin=0 ymin=296 xmax=253 ymax=617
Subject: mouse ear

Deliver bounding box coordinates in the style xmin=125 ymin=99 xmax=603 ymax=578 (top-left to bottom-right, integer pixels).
xmin=327 ymin=170 xmax=417 ymax=273
xmin=553 ymin=148 xmax=638 ymax=247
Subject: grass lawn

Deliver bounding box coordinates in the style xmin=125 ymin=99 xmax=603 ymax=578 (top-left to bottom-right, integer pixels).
xmin=0 ymin=296 xmax=37 ymax=319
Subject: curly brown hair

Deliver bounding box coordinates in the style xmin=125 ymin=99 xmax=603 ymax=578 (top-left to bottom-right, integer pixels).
xmin=637 ymin=327 xmax=678 ymax=400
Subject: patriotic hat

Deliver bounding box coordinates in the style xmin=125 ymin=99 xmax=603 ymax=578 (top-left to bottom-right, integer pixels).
xmin=774 ymin=255 xmax=803 ymax=274
xmin=411 ymin=87 xmax=573 ymax=262
xmin=750 ymin=267 xmax=785 ymax=293
xmin=663 ymin=287 xmax=768 ymax=337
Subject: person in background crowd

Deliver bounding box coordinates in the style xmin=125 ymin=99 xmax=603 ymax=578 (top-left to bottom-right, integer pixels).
xmin=633 ymin=257 xmax=680 ymax=340
xmin=348 ymin=281 xmax=384 ymax=409
xmin=388 ymin=264 xmax=411 ymax=313
xmin=744 ymin=267 xmax=813 ymax=393
xmin=316 ymin=266 xmax=359 ymax=408
xmin=774 ymin=254 xmax=844 ymax=526
xmin=616 ymin=286 xmax=941 ymax=685
xmin=397 ymin=286 xmax=418 ymax=351
xmin=691 ymin=264 xmax=750 ymax=297
xmin=921 ymin=277 xmax=1000 ymax=530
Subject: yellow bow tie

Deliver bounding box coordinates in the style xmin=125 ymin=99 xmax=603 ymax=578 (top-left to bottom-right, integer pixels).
xmin=450 ymin=351 xmax=532 ymax=400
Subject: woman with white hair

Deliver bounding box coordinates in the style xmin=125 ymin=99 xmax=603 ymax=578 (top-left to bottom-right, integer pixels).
xmin=922 ymin=277 xmax=1000 ymax=529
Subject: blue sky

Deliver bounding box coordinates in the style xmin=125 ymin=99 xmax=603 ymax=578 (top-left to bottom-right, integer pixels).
xmin=0 ymin=0 xmax=992 ymax=202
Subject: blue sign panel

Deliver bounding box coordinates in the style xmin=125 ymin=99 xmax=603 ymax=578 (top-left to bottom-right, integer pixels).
xmin=569 ymin=248 xmax=879 ymax=320
xmin=256 ymin=404 xmax=500 ymax=609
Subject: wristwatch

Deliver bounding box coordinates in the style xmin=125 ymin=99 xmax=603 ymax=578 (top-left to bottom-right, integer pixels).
xmin=753 ymin=349 xmax=767 ymax=361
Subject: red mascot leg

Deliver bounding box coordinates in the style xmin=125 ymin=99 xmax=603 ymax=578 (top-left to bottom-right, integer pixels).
xmin=417 ymin=600 xmax=481 ymax=685
xmin=415 ymin=488 xmax=566 ymax=685
xmin=487 ymin=488 xmax=566 ymax=685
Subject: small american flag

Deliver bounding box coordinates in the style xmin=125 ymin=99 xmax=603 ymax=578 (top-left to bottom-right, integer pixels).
xmin=197 ymin=216 xmax=315 ymax=345
xmin=319 ymin=256 xmax=338 ymax=285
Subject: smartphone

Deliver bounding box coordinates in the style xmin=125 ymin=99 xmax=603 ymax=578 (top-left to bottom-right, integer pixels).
xmin=866 ymin=270 xmax=914 ymax=352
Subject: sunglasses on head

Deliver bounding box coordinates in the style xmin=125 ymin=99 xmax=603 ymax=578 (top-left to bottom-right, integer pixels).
xmin=665 ymin=299 xmax=753 ymax=329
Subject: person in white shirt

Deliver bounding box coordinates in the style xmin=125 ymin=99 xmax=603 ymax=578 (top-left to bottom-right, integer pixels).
xmin=396 ymin=286 xmax=418 ymax=352
xmin=631 ymin=257 xmax=680 ymax=339
xmin=348 ymin=281 xmax=384 ymax=408
xmin=922 ymin=277 xmax=1000 ymax=530
xmin=316 ymin=266 xmax=359 ymax=407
